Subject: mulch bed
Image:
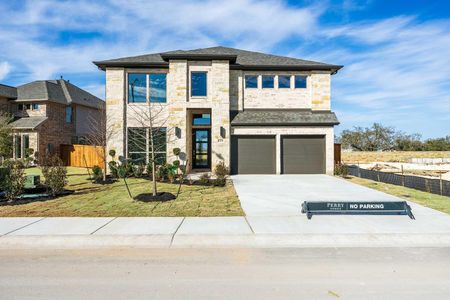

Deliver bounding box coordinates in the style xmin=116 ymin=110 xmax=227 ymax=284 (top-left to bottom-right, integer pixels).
xmin=134 ymin=192 xmax=176 ymax=202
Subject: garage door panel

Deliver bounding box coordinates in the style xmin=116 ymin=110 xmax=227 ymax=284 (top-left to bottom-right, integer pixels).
xmin=282 ymin=135 xmax=325 ymax=174
xmin=231 ymin=136 xmax=276 ymax=174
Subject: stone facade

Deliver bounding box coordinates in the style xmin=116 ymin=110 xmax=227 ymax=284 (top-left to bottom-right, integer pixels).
xmin=105 ymin=59 xmax=335 ymax=174
xmin=230 ymin=71 xmax=331 ymax=111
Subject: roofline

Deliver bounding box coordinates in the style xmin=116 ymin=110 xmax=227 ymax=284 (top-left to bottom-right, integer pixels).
xmin=93 ymin=61 xmax=343 ymax=73
xmin=230 ymin=64 xmax=343 ymax=72
xmin=93 ymin=61 xmax=169 ymax=71
xmin=160 ymin=53 xmax=237 ymax=63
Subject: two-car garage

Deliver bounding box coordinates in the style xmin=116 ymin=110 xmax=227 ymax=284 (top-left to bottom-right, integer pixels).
xmin=230 ymin=135 xmax=326 ymax=175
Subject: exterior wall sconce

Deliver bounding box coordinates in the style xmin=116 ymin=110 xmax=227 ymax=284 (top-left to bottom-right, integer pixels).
xmin=220 ymin=126 xmax=226 ymax=138
xmin=175 ymin=127 xmax=182 ymax=138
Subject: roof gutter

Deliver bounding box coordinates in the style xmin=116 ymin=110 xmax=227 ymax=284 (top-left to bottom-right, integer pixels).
xmin=92 ymin=61 xmax=169 ymax=71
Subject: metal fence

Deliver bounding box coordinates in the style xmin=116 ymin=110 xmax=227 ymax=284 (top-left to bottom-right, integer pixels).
xmin=348 ymin=166 xmax=450 ymax=197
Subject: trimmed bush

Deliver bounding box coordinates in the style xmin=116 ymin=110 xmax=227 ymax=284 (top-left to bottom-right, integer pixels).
xmin=2 ymin=160 xmax=25 ymax=201
xmin=92 ymin=165 xmax=103 ymax=183
xmin=41 ymin=155 xmax=68 ymax=197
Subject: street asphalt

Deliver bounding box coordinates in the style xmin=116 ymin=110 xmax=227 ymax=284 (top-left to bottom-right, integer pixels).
xmin=0 ymin=247 xmax=449 ymax=299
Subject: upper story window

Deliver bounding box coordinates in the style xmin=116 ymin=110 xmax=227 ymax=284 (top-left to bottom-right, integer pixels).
xmin=128 ymin=73 xmax=167 ymax=103
xmin=245 ymin=75 xmax=258 ymax=89
xmin=278 ymin=75 xmax=291 ymax=88
xmin=65 ymin=106 xmax=73 ymax=123
xmin=262 ymin=75 xmax=274 ymax=89
xmin=191 ymin=72 xmax=207 ymax=97
xmin=149 ymin=74 xmax=167 ymax=103
xmin=295 ymin=75 xmax=307 ymax=89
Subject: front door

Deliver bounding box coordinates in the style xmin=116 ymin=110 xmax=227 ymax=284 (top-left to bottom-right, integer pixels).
xmin=192 ymin=128 xmax=211 ymax=169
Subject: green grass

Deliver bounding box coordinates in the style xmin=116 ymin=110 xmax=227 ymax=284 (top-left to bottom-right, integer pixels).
xmin=0 ymin=167 xmax=244 ymax=217
xmin=345 ymin=176 xmax=450 ymax=214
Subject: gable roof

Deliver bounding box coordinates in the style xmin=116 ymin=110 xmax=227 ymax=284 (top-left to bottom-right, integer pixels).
xmin=93 ymin=46 xmax=342 ymax=72
xmin=0 ymin=84 xmax=17 ymax=99
xmin=15 ymin=79 xmax=104 ymax=109
xmin=9 ymin=116 xmax=48 ymax=129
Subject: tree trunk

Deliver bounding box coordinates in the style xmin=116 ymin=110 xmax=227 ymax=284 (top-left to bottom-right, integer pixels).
xmin=103 ymin=156 xmax=107 ymax=182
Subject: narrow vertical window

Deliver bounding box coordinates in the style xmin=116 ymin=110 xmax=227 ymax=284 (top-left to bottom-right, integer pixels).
xmin=191 ymin=72 xmax=207 ymax=97
xmin=150 ymin=73 xmax=167 ymax=103
xmin=15 ymin=135 xmax=22 ymax=158
xmin=128 ymin=73 xmax=147 ymax=103
xmin=65 ymin=106 xmax=73 ymax=123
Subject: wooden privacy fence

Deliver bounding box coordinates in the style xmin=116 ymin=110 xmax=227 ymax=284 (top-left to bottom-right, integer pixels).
xmin=60 ymin=144 xmax=104 ymax=168
xmin=334 ymin=143 xmax=341 ymax=165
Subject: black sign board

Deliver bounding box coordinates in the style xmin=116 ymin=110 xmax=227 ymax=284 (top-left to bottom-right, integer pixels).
xmin=301 ymin=201 xmax=415 ymax=220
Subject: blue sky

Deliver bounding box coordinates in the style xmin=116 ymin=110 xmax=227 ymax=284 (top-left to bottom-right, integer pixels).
xmin=0 ymin=0 xmax=449 ymax=138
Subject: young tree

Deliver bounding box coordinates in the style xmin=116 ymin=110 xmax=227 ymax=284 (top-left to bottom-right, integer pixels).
xmin=86 ymin=105 xmax=115 ymax=182
xmin=0 ymin=111 xmax=13 ymax=160
xmin=127 ymin=102 xmax=178 ymax=196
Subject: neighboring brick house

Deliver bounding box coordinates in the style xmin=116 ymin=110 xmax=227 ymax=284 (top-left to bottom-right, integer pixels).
xmin=0 ymin=79 xmax=104 ymax=160
xmin=94 ymin=46 xmax=342 ymax=175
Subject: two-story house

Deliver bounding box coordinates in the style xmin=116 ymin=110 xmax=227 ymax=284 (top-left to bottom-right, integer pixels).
xmin=94 ymin=46 xmax=342 ymax=175
xmin=0 ymin=79 xmax=105 ymax=160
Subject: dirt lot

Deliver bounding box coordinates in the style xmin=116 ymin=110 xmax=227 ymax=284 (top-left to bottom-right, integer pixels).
xmin=342 ymin=151 xmax=450 ymax=164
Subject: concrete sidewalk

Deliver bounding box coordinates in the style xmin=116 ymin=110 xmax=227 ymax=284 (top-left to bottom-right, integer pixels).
xmin=1 ymin=212 xmax=450 ymax=248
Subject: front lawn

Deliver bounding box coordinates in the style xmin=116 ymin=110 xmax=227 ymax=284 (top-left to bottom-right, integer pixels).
xmin=345 ymin=176 xmax=450 ymax=214
xmin=0 ymin=167 xmax=244 ymax=217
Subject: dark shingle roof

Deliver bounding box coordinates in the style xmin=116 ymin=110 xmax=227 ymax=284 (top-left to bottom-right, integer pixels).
xmin=231 ymin=109 xmax=339 ymax=126
xmin=93 ymin=46 xmax=342 ymax=72
xmin=0 ymin=84 xmax=17 ymax=99
xmin=9 ymin=116 xmax=48 ymax=129
xmin=15 ymin=80 xmax=104 ymax=109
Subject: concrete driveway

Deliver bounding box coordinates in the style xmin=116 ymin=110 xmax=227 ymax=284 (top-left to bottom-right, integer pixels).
xmin=231 ymin=175 xmax=440 ymax=217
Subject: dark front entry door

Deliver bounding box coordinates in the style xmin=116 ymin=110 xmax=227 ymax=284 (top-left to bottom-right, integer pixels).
xmin=192 ymin=128 xmax=211 ymax=169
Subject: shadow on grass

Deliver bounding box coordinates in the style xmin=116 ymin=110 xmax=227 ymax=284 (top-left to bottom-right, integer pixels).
xmin=0 ymin=190 xmax=75 ymax=206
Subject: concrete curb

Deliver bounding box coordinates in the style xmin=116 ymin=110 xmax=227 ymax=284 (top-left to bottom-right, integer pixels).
xmin=1 ymin=233 xmax=450 ymax=249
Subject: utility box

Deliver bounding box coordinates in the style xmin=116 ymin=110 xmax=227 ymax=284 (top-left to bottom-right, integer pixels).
xmin=24 ymin=175 xmax=41 ymax=189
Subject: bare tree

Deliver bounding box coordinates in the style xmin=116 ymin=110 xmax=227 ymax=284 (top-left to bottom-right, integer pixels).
xmin=127 ymin=101 xmax=179 ymax=196
xmin=86 ymin=104 xmax=116 ymax=181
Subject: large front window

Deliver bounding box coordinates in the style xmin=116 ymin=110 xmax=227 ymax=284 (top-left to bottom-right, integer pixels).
xmin=128 ymin=73 xmax=167 ymax=103
xmin=191 ymin=72 xmax=207 ymax=97
xmin=127 ymin=127 xmax=167 ymax=165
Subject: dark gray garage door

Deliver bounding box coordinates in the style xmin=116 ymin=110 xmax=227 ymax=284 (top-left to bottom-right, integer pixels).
xmin=282 ymin=135 xmax=325 ymax=174
xmin=231 ymin=136 xmax=276 ymax=174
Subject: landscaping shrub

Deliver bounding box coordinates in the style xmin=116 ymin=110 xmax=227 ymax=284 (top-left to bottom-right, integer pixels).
xmin=199 ymin=173 xmax=211 ymax=185
xmin=146 ymin=163 xmax=153 ymax=177
xmin=108 ymin=161 xmax=118 ymax=178
xmin=92 ymin=165 xmax=103 ymax=183
xmin=132 ymin=163 xmax=145 ymax=178
xmin=2 ymin=160 xmax=25 ymax=202
xmin=41 ymin=155 xmax=68 ymax=197
xmin=213 ymin=162 xmax=229 ymax=187
xmin=334 ymin=164 xmax=349 ymax=177
xmin=157 ymin=164 xmax=169 ymax=181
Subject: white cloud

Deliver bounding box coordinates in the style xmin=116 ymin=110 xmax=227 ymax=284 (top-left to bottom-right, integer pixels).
xmin=0 ymin=62 xmax=11 ymax=80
